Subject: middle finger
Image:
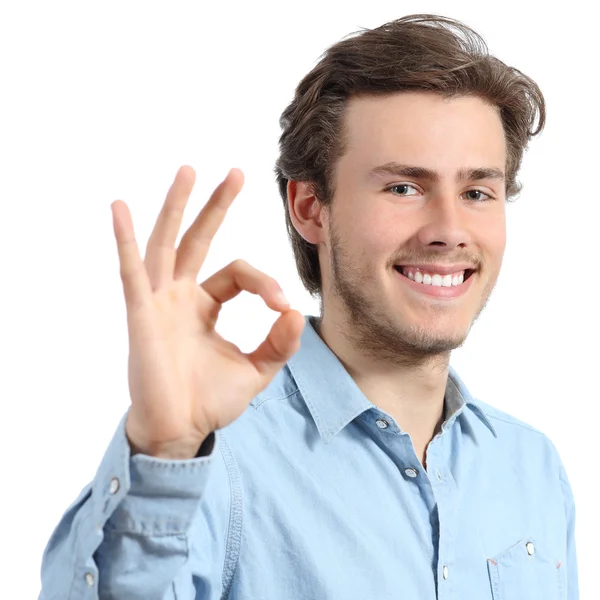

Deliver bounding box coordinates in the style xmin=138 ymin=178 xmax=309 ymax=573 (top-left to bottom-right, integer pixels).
xmin=174 ymin=168 xmax=244 ymax=281
xmin=144 ymin=165 xmax=197 ymax=290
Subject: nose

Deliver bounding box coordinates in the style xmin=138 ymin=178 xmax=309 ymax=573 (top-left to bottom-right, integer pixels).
xmin=416 ymin=192 xmax=472 ymax=250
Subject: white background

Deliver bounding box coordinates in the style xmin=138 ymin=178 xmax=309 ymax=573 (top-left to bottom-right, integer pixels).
xmin=1 ymin=1 xmax=597 ymax=597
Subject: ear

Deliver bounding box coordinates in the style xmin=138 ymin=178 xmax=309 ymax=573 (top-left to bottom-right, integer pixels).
xmin=286 ymin=180 xmax=328 ymax=245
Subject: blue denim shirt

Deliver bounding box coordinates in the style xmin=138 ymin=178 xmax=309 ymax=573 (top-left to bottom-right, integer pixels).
xmin=39 ymin=315 xmax=578 ymax=599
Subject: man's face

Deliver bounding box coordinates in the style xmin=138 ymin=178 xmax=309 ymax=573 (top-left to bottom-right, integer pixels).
xmin=320 ymin=91 xmax=507 ymax=362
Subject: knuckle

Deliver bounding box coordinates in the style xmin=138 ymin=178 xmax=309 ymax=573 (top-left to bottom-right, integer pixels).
xmin=119 ymin=266 xmax=133 ymax=280
xmin=269 ymin=278 xmax=281 ymax=294
xmin=231 ymin=258 xmax=249 ymax=270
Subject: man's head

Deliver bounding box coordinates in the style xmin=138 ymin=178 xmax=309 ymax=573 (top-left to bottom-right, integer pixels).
xmin=274 ymin=14 xmax=545 ymax=362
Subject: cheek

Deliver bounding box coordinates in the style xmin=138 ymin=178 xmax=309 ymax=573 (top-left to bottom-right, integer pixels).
xmin=470 ymin=207 xmax=505 ymax=257
xmin=486 ymin=220 xmax=507 ymax=262
xmin=352 ymin=227 xmax=400 ymax=268
xmin=347 ymin=210 xmax=405 ymax=254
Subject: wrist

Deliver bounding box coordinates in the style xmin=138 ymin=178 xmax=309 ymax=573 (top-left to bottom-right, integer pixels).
xmin=128 ymin=435 xmax=209 ymax=460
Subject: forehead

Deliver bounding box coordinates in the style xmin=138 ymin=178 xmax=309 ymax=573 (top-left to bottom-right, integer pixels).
xmin=341 ymin=91 xmax=506 ymax=168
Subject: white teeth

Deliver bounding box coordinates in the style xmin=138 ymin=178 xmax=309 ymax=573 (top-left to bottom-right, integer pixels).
xmin=401 ymin=268 xmax=466 ymax=287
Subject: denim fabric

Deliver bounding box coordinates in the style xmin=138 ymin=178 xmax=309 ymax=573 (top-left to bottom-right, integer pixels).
xmin=39 ymin=314 xmax=578 ymax=599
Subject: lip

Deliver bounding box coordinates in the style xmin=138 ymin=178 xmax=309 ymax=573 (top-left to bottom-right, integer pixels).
xmin=394 ymin=266 xmax=475 ymax=299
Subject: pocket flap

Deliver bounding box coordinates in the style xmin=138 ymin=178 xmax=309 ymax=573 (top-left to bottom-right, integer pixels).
xmin=487 ymin=537 xmax=563 ymax=600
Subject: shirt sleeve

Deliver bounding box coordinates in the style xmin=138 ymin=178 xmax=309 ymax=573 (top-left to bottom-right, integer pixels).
xmin=558 ymin=457 xmax=579 ymax=600
xmin=38 ymin=412 xmax=232 ymax=600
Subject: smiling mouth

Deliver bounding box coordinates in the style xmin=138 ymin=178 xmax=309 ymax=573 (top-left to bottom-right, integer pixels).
xmin=394 ymin=266 xmax=476 ymax=287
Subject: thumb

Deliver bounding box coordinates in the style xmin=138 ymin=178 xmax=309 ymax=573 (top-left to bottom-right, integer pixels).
xmin=247 ymin=310 xmax=305 ymax=382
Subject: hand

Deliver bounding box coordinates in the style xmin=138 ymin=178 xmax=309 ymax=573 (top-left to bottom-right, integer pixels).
xmin=110 ymin=166 xmax=305 ymax=459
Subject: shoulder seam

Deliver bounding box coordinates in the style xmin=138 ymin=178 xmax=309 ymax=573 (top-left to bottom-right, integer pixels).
xmin=481 ymin=411 xmax=545 ymax=436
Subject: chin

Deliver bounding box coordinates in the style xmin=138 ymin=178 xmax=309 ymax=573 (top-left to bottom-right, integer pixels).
xmin=397 ymin=313 xmax=472 ymax=348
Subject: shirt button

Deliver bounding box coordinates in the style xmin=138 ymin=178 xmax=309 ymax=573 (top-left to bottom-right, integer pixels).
xmin=436 ymin=468 xmax=443 ymax=481
xmin=526 ymin=542 xmax=535 ymax=555
xmin=376 ymin=419 xmax=389 ymax=429
xmin=109 ymin=477 xmax=120 ymax=495
xmin=442 ymin=565 xmax=449 ymax=579
xmin=404 ymin=467 xmax=418 ymax=478
xmin=85 ymin=572 xmax=95 ymax=587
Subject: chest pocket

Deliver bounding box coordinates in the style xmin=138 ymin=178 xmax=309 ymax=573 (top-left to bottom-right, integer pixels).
xmin=487 ymin=536 xmax=565 ymax=600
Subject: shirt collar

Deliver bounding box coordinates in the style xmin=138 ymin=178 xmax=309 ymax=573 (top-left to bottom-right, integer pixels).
xmin=445 ymin=364 xmax=497 ymax=438
xmin=287 ymin=314 xmax=497 ymax=442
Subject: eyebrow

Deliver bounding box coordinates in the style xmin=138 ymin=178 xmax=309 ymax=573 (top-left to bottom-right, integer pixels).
xmin=367 ymin=162 xmax=505 ymax=183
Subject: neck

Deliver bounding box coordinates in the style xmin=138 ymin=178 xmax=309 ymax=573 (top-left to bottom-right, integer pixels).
xmin=312 ymin=312 xmax=450 ymax=464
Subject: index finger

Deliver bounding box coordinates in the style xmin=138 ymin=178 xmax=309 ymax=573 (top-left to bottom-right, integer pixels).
xmin=111 ymin=199 xmax=153 ymax=312
xmin=174 ymin=168 xmax=245 ymax=280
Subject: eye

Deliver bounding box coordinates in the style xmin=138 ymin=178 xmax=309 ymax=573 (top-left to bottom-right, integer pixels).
xmin=386 ymin=184 xmax=419 ymax=196
xmin=464 ymin=189 xmax=494 ymax=202
xmin=385 ymin=184 xmax=494 ymax=202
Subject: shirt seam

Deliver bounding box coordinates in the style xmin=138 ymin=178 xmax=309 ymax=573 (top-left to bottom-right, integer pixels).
xmin=218 ymin=430 xmax=243 ymax=599
xmin=251 ymin=388 xmax=299 ymax=410
xmin=482 ymin=412 xmax=547 ymax=435
xmin=68 ymin=495 xmax=87 ymax=599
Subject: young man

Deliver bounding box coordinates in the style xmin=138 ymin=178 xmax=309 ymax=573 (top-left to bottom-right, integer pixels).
xmin=39 ymin=14 xmax=578 ymax=600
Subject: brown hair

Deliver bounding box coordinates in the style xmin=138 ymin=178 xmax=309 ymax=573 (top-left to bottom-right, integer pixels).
xmin=273 ymin=13 xmax=545 ymax=299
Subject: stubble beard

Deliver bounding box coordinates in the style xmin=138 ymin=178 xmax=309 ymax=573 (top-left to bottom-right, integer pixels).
xmin=324 ymin=225 xmax=496 ymax=368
